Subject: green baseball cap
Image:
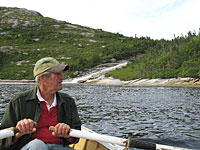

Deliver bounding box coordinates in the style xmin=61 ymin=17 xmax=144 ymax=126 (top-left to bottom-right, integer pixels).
xmin=33 ymin=57 xmax=69 ymax=77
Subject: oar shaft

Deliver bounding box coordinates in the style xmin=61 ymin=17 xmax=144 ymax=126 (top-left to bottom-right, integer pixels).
xmin=49 ymin=126 xmax=127 ymax=146
xmin=0 ymin=127 xmax=18 ymax=140
xmin=50 ymin=126 xmax=192 ymax=150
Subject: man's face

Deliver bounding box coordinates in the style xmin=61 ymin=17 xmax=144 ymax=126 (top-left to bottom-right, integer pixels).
xmin=42 ymin=72 xmax=64 ymax=93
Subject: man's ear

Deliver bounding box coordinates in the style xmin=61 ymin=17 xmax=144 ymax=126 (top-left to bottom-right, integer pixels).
xmin=40 ymin=74 xmax=45 ymax=80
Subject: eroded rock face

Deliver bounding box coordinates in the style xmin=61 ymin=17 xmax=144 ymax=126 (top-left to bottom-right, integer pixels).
xmin=0 ymin=7 xmax=43 ymax=27
xmin=84 ymin=77 xmax=200 ymax=87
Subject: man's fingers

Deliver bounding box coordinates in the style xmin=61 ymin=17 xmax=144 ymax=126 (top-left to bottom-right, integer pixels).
xmin=16 ymin=119 xmax=35 ymax=133
xmin=53 ymin=123 xmax=70 ymax=138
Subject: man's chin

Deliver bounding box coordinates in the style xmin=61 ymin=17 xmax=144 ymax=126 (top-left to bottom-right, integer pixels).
xmin=57 ymin=83 xmax=63 ymax=90
xmin=59 ymin=85 xmax=63 ymax=90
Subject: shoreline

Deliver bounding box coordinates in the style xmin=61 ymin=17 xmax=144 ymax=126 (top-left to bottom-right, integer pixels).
xmin=1 ymin=77 xmax=200 ymax=88
xmin=0 ymin=80 xmax=35 ymax=83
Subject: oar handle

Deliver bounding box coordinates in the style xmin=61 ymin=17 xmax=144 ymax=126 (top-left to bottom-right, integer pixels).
xmin=49 ymin=126 xmax=55 ymax=132
xmin=128 ymin=138 xmax=156 ymax=150
xmin=14 ymin=122 xmax=38 ymax=133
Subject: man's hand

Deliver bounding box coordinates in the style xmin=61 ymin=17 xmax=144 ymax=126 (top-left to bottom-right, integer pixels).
xmin=15 ymin=119 xmax=36 ymax=138
xmin=52 ymin=123 xmax=70 ymax=138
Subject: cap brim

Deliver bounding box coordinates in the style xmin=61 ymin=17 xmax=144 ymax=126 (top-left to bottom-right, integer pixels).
xmin=63 ymin=64 xmax=69 ymax=71
xmin=49 ymin=63 xmax=69 ymax=73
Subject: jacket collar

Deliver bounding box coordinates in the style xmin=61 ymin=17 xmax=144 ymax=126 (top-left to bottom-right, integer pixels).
xmin=24 ymin=86 xmax=37 ymax=101
xmin=56 ymin=92 xmax=66 ymax=106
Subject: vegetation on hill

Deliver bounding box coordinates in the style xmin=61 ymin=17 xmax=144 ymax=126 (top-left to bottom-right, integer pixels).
xmin=0 ymin=7 xmax=200 ymax=80
xmin=106 ymin=32 xmax=200 ymax=80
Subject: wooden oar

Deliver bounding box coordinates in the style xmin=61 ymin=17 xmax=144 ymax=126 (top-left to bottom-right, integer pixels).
xmin=49 ymin=126 xmax=192 ymax=150
xmin=0 ymin=122 xmax=37 ymax=140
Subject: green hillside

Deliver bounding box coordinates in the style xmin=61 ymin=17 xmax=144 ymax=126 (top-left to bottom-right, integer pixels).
xmin=0 ymin=7 xmax=147 ymax=80
xmin=0 ymin=7 xmax=200 ymax=80
xmin=106 ymin=33 xmax=200 ymax=80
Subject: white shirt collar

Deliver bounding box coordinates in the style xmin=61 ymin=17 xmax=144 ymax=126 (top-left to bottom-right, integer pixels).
xmin=37 ymin=89 xmax=57 ymax=111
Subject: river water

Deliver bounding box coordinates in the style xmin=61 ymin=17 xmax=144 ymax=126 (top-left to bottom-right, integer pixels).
xmin=0 ymin=83 xmax=199 ymax=149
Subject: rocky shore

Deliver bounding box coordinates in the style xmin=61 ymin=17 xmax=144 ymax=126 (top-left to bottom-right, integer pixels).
xmin=83 ymin=76 xmax=200 ymax=87
xmin=0 ymin=77 xmax=200 ymax=87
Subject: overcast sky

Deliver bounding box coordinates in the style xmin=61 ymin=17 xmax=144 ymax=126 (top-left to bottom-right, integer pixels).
xmin=1 ymin=0 xmax=200 ymax=40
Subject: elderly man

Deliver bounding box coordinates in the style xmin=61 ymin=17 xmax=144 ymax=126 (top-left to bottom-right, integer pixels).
xmin=0 ymin=57 xmax=81 ymax=150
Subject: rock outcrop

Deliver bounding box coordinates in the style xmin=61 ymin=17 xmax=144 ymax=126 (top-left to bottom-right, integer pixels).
xmin=84 ymin=77 xmax=200 ymax=87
